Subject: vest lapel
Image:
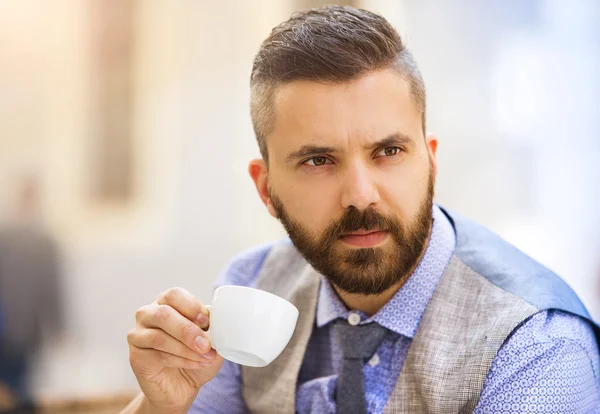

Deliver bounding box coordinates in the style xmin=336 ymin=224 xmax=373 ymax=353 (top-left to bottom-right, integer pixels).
xmin=384 ymin=255 xmax=537 ymax=413
xmin=242 ymin=242 xmax=321 ymax=414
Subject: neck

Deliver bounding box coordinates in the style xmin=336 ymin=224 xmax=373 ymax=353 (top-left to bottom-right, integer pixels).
xmin=334 ymin=221 xmax=433 ymax=316
xmin=335 ymin=282 xmax=403 ymax=316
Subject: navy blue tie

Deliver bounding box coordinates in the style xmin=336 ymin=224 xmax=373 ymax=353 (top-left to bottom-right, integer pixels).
xmin=333 ymin=320 xmax=388 ymax=414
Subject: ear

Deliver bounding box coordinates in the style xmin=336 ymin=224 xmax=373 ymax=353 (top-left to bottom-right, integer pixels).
xmin=248 ymin=159 xmax=279 ymax=218
xmin=425 ymin=133 xmax=438 ymax=178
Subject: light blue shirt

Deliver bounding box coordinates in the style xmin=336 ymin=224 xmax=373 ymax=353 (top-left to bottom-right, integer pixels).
xmin=192 ymin=206 xmax=600 ymax=413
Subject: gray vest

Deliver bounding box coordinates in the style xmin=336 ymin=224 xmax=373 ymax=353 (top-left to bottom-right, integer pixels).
xmin=240 ymin=208 xmax=597 ymax=413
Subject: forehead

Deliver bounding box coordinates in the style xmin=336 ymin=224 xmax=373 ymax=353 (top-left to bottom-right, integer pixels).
xmin=268 ymin=69 xmax=422 ymax=156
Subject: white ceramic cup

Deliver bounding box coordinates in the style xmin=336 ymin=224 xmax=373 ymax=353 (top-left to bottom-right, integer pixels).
xmin=204 ymin=285 xmax=299 ymax=367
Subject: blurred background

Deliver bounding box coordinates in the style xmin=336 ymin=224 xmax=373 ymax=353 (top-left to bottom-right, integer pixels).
xmin=0 ymin=0 xmax=598 ymax=411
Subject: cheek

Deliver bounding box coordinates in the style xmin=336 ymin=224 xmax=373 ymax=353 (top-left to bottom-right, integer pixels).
xmin=272 ymin=173 xmax=341 ymax=232
xmin=377 ymin=161 xmax=429 ymax=219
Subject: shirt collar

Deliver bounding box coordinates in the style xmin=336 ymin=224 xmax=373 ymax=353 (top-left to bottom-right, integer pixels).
xmin=316 ymin=204 xmax=456 ymax=338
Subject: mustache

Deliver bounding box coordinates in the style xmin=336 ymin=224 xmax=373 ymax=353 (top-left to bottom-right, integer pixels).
xmin=323 ymin=207 xmax=402 ymax=244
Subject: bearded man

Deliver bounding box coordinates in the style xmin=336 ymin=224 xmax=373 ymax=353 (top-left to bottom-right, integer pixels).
xmin=124 ymin=6 xmax=599 ymax=414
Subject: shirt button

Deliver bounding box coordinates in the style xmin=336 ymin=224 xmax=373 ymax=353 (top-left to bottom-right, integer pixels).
xmin=348 ymin=312 xmax=361 ymax=326
xmin=368 ymin=353 xmax=380 ymax=367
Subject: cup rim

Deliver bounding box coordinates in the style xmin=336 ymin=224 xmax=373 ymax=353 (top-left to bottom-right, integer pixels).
xmin=214 ymin=284 xmax=299 ymax=314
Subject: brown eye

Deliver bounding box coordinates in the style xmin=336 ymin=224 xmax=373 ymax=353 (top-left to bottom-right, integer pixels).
xmin=383 ymin=147 xmax=400 ymax=156
xmin=307 ymin=156 xmax=328 ymax=166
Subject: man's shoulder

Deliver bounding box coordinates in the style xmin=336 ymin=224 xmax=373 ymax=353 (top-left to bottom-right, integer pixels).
xmin=214 ymin=239 xmax=294 ymax=289
xmin=441 ymin=207 xmax=592 ymax=320
xmin=477 ymin=310 xmax=600 ymax=411
xmin=505 ymin=310 xmax=599 ymax=358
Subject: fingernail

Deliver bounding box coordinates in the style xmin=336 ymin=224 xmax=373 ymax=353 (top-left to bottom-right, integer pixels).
xmin=200 ymin=352 xmax=215 ymax=360
xmin=194 ymin=335 xmax=209 ymax=352
xmin=196 ymin=313 xmax=209 ymax=327
xmin=194 ymin=361 xmax=212 ymax=369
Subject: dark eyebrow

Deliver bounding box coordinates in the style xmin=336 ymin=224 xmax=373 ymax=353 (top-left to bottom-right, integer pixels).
xmin=286 ymin=145 xmax=337 ymax=162
xmin=366 ymin=132 xmax=415 ymax=151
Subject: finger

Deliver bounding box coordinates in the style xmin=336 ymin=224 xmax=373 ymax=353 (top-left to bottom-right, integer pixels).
xmin=139 ymin=304 xmax=212 ymax=354
xmin=128 ymin=328 xmax=216 ymax=362
xmin=131 ymin=347 xmax=213 ymax=370
xmin=156 ymin=287 xmax=210 ymax=329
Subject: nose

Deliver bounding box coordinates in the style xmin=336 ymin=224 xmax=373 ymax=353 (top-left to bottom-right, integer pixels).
xmin=340 ymin=161 xmax=381 ymax=211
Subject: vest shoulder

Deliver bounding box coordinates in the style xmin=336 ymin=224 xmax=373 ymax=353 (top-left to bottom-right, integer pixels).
xmin=442 ymin=207 xmax=591 ymax=319
xmin=504 ymin=310 xmax=599 ymax=357
xmin=214 ymin=239 xmax=291 ymax=289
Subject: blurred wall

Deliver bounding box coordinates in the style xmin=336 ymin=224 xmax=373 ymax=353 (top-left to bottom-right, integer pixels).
xmin=0 ymin=0 xmax=598 ymax=398
xmin=1 ymin=0 xmax=291 ymax=397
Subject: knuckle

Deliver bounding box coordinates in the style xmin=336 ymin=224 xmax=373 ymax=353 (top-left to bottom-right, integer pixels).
xmin=151 ymin=330 xmax=165 ymax=348
xmin=181 ymin=321 xmax=199 ymax=342
xmin=135 ymin=305 xmax=148 ymax=323
xmin=154 ymin=305 xmax=171 ymax=323
xmin=163 ymin=287 xmax=185 ymax=304
xmin=155 ymin=290 xmax=167 ymax=302
xmin=126 ymin=328 xmax=137 ymax=344
xmin=168 ymin=286 xmax=185 ymax=297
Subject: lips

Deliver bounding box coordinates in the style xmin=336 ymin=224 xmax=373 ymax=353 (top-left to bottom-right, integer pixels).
xmin=339 ymin=230 xmax=389 ymax=247
xmin=341 ymin=229 xmax=383 ymax=236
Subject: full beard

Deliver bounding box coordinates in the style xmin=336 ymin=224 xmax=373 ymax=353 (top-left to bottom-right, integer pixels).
xmin=270 ymin=169 xmax=435 ymax=295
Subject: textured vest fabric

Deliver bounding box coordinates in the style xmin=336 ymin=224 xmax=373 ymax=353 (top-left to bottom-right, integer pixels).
xmin=242 ymin=242 xmax=321 ymax=413
xmin=241 ymin=209 xmax=598 ymax=413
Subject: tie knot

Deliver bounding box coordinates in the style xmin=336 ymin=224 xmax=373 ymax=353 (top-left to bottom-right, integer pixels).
xmin=333 ymin=319 xmax=388 ymax=360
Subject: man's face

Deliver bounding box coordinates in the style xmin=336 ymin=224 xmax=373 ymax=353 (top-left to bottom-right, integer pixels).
xmin=250 ymin=69 xmax=438 ymax=295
